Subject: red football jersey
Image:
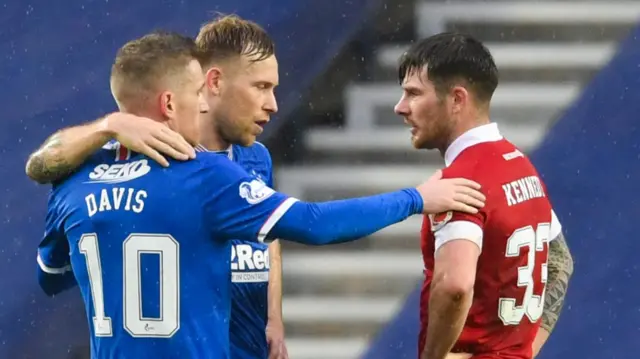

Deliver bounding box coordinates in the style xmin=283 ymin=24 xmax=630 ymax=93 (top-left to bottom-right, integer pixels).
xmin=419 ymin=124 xmax=561 ymax=359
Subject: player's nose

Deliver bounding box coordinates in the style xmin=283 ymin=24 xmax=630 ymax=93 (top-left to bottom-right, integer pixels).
xmin=264 ymin=92 xmax=278 ymax=114
xmin=394 ymin=101 xmax=409 ymax=116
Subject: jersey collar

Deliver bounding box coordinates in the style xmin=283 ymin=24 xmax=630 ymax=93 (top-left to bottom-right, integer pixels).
xmin=195 ymin=144 xmax=233 ymax=160
xmin=444 ymin=123 xmax=503 ymax=167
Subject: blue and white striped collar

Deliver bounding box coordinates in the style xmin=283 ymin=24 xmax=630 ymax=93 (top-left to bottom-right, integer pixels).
xmin=194 ymin=144 xmax=233 ymax=160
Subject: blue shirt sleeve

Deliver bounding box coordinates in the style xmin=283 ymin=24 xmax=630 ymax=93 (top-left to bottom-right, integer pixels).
xmin=37 ymin=190 xmax=77 ymax=296
xmin=200 ymin=154 xmax=423 ymax=245
xmin=271 ymin=189 xmax=422 ymax=245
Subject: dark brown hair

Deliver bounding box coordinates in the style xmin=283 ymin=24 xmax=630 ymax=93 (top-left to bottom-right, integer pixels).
xmin=398 ymin=32 xmax=499 ymax=103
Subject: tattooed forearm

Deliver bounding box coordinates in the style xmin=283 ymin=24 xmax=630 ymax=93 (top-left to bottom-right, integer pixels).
xmin=541 ymin=232 xmax=574 ymax=332
xmin=25 ymin=133 xmax=74 ymax=184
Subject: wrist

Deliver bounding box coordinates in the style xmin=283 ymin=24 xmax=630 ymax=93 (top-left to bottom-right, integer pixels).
xmin=405 ymin=188 xmax=424 ymax=214
xmin=96 ymin=113 xmax=120 ymax=140
xmin=267 ymin=316 xmax=284 ymax=326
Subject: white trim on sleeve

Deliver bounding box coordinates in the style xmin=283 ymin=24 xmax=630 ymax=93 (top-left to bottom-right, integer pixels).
xmin=257 ymin=197 xmax=299 ymax=242
xmin=434 ymin=220 xmax=484 ymax=252
xmin=549 ymin=210 xmax=562 ymax=241
xmin=37 ymin=252 xmax=71 ymax=275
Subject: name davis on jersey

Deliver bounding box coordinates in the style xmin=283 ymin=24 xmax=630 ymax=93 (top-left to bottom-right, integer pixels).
xmin=86 ymin=159 xmax=151 ymax=184
xmin=231 ymin=244 xmax=269 ymax=283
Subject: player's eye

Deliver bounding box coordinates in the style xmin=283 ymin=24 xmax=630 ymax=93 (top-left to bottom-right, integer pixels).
xmin=405 ymin=89 xmax=420 ymax=97
xmin=256 ymin=83 xmax=271 ymax=90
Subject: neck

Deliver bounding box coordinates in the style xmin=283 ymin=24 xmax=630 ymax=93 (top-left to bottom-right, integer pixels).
xmin=198 ymin=118 xmax=230 ymax=151
xmin=438 ymin=112 xmax=491 ymax=157
xmin=121 ymin=105 xmax=164 ymax=123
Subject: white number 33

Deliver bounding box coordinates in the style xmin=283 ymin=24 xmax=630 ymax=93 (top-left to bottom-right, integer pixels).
xmin=499 ymin=223 xmax=550 ymax=325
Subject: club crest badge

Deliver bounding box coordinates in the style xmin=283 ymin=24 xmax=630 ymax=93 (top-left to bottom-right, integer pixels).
xmin=429 ymin=211 xmax=453 ymax=231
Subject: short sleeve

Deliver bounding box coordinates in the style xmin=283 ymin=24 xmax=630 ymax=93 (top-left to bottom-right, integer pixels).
xmin=37 ymin=191 xmax=72 ymax=275
xmin=431 ymin=211 xmax=485 ymax=252
xmin=432 ymin=165 xmax=486 ymax=252
xmin=200 ymin=155 xmax=298 ymax=243
xmin=549 ymin=210 xmax=562 ymax=241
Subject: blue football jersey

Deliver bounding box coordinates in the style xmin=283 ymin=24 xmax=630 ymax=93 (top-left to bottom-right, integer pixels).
xmin=38 ymin=143 xmax=296 ymax=359
xmin=223 ymin=143 xmax=273 ymax=359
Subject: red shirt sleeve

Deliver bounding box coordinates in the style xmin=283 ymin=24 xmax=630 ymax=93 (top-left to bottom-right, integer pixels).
xmin=429 ymin=164 xmax=488 ymax=251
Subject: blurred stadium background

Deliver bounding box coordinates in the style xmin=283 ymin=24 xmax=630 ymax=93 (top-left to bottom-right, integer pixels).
xmin=2 ymin=0 xmax=640 ymax=358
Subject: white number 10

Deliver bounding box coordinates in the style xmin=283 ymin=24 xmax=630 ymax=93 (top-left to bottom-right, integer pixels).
xmin=498 ymin=223 xmax=550 ymax=326
xmin=79 ymin=233 xmax=180 ymax=338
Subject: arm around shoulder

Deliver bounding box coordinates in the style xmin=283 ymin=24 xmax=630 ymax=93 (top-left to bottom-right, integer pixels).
xmin=26 ymin=117 xmax=113 ymax=184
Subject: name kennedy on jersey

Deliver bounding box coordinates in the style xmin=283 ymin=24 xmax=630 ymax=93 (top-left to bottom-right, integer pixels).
xmin=502 ymin=175 xmax=546 ymax=206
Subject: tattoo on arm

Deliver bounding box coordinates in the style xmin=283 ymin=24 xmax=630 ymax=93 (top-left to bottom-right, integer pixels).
xmin=541 ymin=232 xmax=574 ymax=332
xmin=26 ymin=133 xmax=74 ymax=184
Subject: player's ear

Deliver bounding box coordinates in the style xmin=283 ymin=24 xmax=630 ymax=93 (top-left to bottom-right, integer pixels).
xmin=450 ymin=86 xmax=469 ymax=114
xmin=159 ymin=91 xmax=175 ymax=120
xmin=206 ymin=67 xmax=223 ymax=96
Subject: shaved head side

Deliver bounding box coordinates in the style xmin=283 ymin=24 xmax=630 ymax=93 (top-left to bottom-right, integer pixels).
xmin=110 ymin=31 xmax=199 ymax=111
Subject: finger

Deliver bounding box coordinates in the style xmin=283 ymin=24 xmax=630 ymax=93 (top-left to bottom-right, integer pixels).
xmin=139 ymin=144 xmax=170 ymax=167
xmin=166 ymin=130 xmax=196 ymax=159
xmin=152 ymin=131 xmax=192 ymax=160
xmin=454 ymin=193 xmax=485 ymax=209
xmin=160 ymin=127 xmax=195 ymax=158
xmin=451 ymin=201 xmax=479 ymax=214
xmin=456 ymin=186 xmax=486 ymax=202
xmin=267 ymin=348 xmax=279 ymax=359
xmin=427 ymin=170 xmax=443 ymax=182
xmin=445 ymin=354 xmax=472 ymax=359
xmin=450 ymin=178 xmax=482 ymax=190
xmin=148 ymin=137 xmax=190 ymax=161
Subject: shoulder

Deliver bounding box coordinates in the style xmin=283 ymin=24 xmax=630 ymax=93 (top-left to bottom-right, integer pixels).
xmin=232 ymin=143 xmax=273 ymax=184
xmin=235 ymin=142 xmax=272 ymax=163
xmin=252 ymin=141 xmax=270 ymax=154
xmin=191 ymin=151 xmax=250 ymax=182
xmin=443 ymin=140 xmax=518 ymax=181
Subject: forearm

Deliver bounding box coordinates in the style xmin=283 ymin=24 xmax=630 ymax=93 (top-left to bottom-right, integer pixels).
xmin=267 ymin=240 xmax=284 ymax=323
xmin=541 ymin=232 xmax=573 ymax=332
xmin=533 ymin=232 xmax=573 ymax=354
xmin=271 ymin=189 xmax=423 ymax=245
xmin=422 ymin=284 xmax=473 ymax=359
xmin=25 ymin=117 xmax=112 ymax=184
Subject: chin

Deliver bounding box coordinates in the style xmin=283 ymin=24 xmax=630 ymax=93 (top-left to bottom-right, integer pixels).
xmin=412 ymin=137 xmax=433 ymax=150
xmin=411 ymin=136 xmax=425 ymax=149
xmin=238 ymin=135 xmax=256 ymax=147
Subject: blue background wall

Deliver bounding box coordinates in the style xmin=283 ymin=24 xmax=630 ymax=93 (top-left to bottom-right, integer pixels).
xmin=0 ymin=1 xmax=378 ymax=356
xmin=363 ymin=24 xmax=640 ymax=359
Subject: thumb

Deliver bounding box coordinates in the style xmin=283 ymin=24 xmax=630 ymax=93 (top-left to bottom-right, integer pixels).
xmin=428 ymin=169 xmax=443 ymax=182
